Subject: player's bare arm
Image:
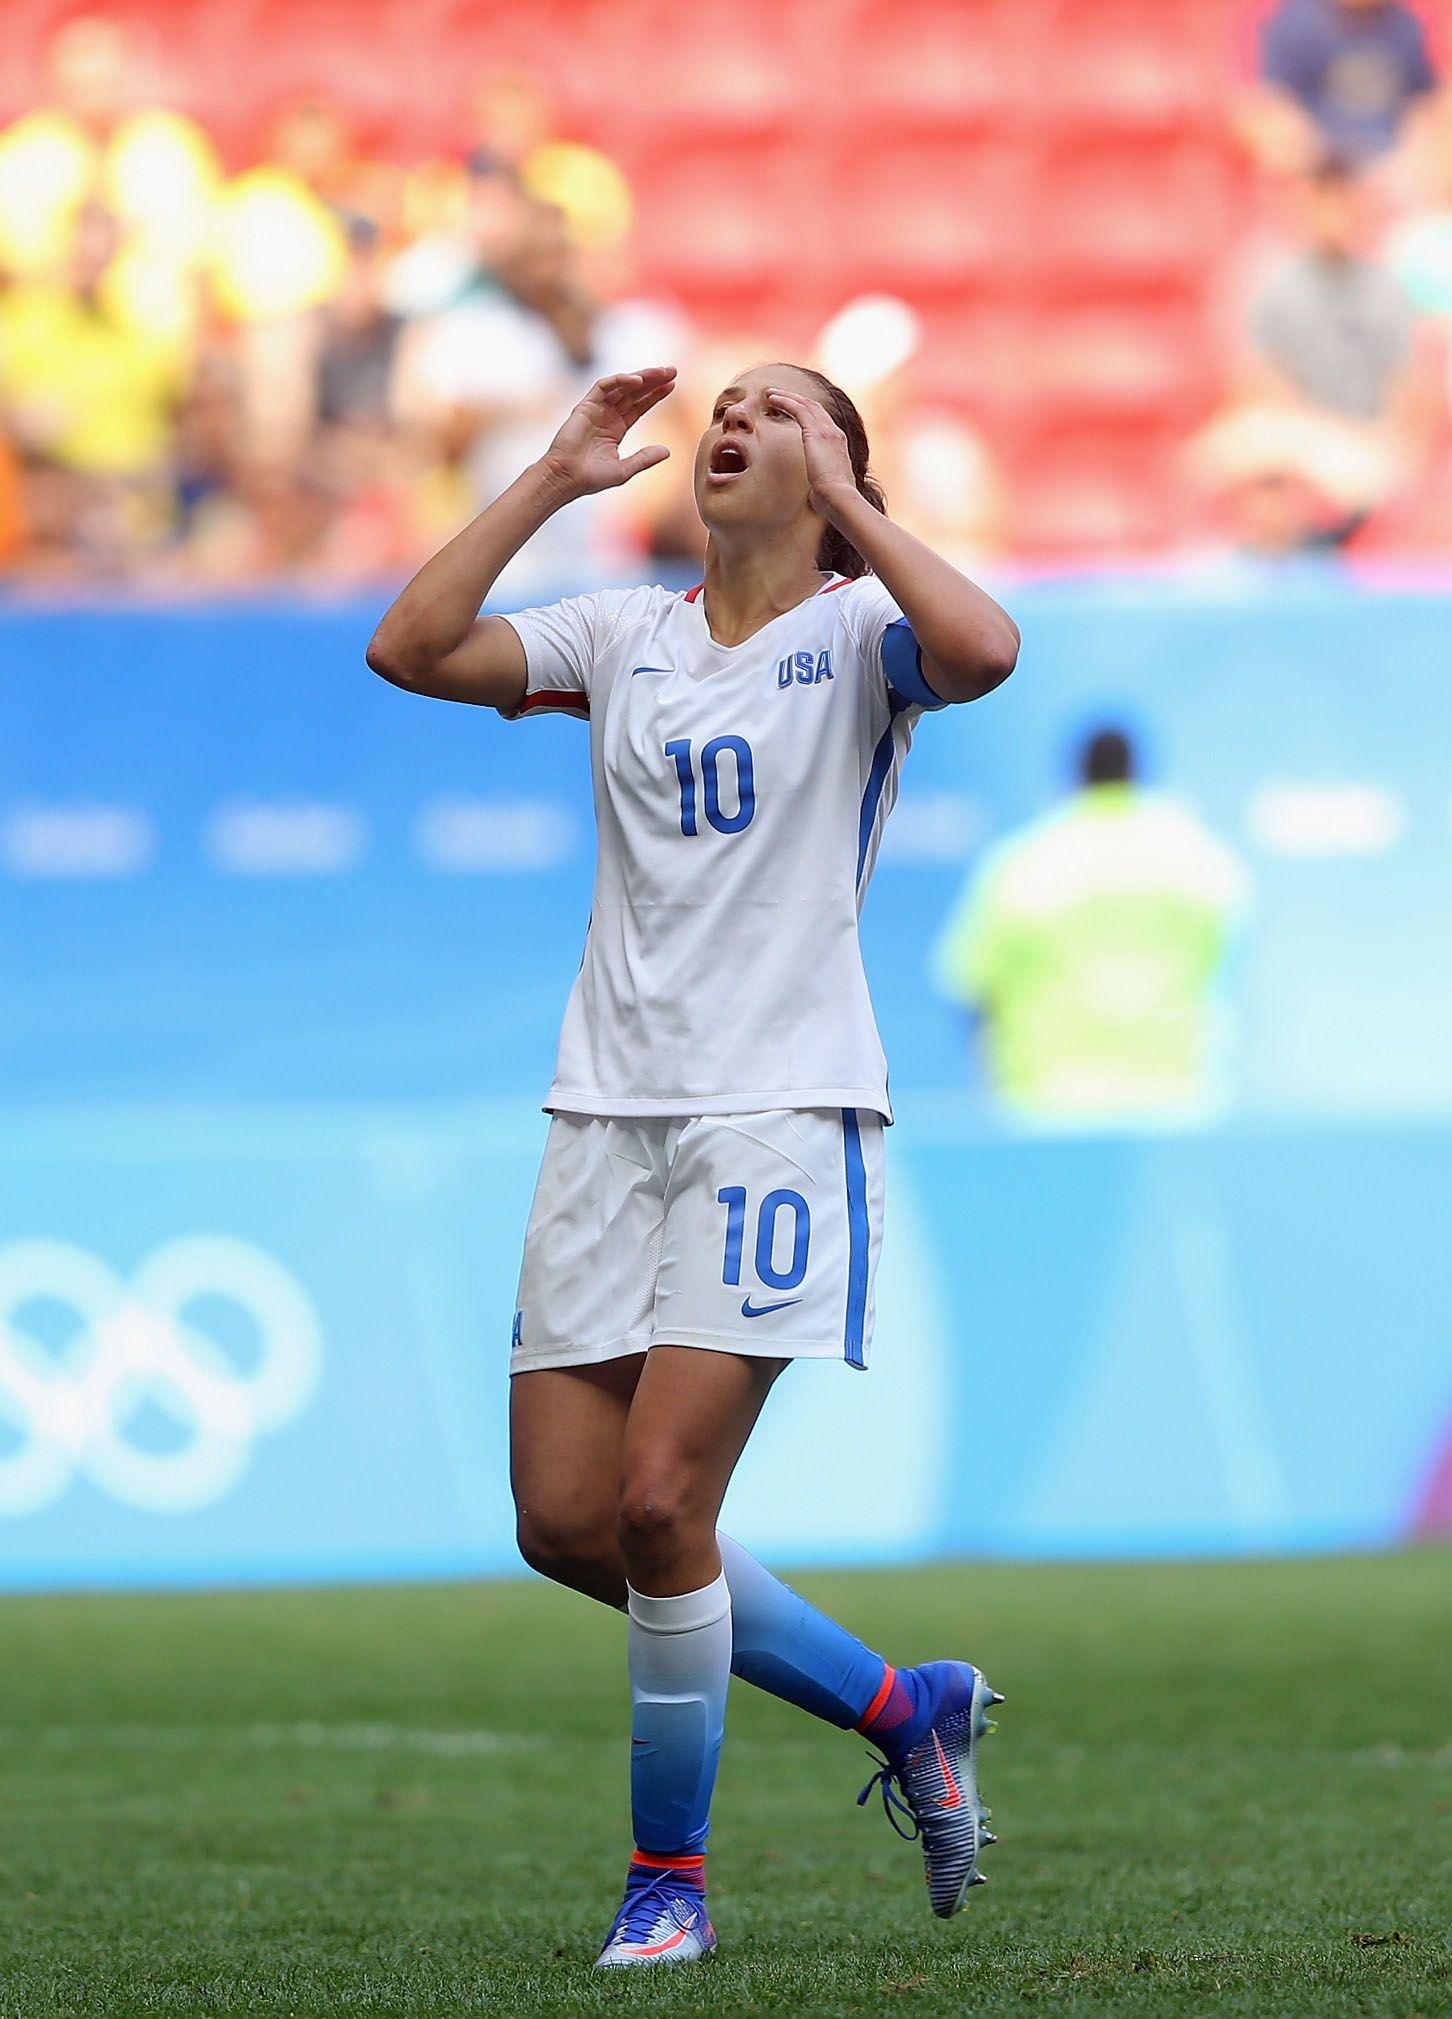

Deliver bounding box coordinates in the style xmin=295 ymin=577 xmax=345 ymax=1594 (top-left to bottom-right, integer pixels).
xmin=365 ymin=366 xmax=677 ymax=707
xmin=768 ymin=385 xmax=1020 ymax=705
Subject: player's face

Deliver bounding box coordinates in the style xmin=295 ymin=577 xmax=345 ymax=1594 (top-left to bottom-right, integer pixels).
xmin=693 ymin=363 xmax=821 ymax=537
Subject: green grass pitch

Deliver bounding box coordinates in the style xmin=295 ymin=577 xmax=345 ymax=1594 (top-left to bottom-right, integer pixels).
xmin=1 ymin=1551 xmax=1448 ymax=2017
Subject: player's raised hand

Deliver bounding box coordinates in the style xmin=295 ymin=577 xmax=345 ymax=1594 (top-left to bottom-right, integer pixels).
xmin=766 ymin=386 xmax=858 ymax=512
xmin=541 ymin=367 xmax=677 ymax=496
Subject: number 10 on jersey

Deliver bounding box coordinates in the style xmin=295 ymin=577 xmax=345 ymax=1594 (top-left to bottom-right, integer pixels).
xmin=665 ymin=736 xmax=755 ymax=835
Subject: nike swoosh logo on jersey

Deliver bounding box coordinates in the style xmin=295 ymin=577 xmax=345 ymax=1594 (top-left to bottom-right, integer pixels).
xmin=630 ymin=665 xmax=673 ymax=677
xmin=740 ymin=1296 xmax=803 ymax=1319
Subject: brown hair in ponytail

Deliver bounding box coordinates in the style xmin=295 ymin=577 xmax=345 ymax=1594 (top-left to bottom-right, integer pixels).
xmin=787 ymin=366 xmax=887 ymax=579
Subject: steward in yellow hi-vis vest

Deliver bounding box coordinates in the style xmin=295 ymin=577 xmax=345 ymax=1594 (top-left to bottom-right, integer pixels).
xmin=932 ymin=729 xmax=1248 ymax=1121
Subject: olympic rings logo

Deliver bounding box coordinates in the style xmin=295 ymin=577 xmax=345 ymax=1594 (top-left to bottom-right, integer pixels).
xmin=0 ymin=1237 xmax=323 ymax=1516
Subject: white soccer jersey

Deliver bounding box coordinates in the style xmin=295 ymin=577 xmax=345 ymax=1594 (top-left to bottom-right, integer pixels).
xmin=497 ymin=570 xmax=949 ymax=1122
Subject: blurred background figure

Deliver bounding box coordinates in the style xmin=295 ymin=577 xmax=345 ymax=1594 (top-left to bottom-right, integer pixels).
xmin=209 ymin=100 xmax=357 ymax=467
xmin=0 ymin=14 xmax=218 ymax=351
xmin=468 ymin=70 xmax=634 ymax=256
xmin=386 ymin=147 xmax=534 ymax=322
xmin=1189 ymin=151 xmax=1441 ymax=546
xmin=0 ymin=199 xmax=181 ymax=575
xmin=1235 ymin=0 xmax=1443 ymax=176
xmin=1246 ymin=156 xmax=1425 ymax=433
xmin=814 ymin=294 xmax=1007 ymax=568
xmin=397 ymin=190 xmax=688 ymax=593
xmin=931 ymin=728 xmax=1248 ymax=1124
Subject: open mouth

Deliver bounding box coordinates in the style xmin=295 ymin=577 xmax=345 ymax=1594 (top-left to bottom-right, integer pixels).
xmin=707 ymin=440 xmax=750 ymax=481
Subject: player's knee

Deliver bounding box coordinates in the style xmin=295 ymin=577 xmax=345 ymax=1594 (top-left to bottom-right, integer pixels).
xmin=515 ymin=1506 xmax=611 ymax=1590
xmin=617 ymin=1470 xmax=696 ymax=1560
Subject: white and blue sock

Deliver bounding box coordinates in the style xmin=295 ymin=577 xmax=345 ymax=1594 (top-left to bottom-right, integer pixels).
xmin=718 ymin=1532 xmax=919 ymax=1735
xmin=627 ymin=1571 xmax=732 ymax=1858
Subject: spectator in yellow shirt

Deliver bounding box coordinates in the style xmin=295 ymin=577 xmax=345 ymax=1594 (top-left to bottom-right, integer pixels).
xmin=210 ymin=101 xmax=359 ymax=464
xmin=0 ymin=203 xmax=178 ymax=479
xmin=0 ymin=16 xmax=219 ymax=360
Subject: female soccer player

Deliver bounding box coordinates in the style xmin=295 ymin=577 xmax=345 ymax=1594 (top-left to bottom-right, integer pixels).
xmin=368 ymin=360 xmax=1019 ymax=1968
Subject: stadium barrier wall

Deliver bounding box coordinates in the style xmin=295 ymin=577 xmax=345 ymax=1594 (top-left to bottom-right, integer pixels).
xmin=3 ymin=577 xmax=1450 ymax=1587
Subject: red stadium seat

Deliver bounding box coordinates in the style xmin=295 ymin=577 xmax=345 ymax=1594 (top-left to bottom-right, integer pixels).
xmin=851 ymin=0 xmax=1041 ymax=133
xmin=1009 ymin=426 xmax=1190 ymax=557
xmin=1029 ymin=142 xmax=1236 ymax=297
xmin=833 ymin=140 xmax=1037 ymax=296
xmin=241 ymin=0 xmax=416 ymax=123
xmin=1036 ymin=0 xmax=1231 ymax=139
xmin=914 ymin=306 xmax=1038 ymax=428
xmin=608 ymin=0 xmax=802 ymax=138
xmin=1019 ymin=303 xmax=1216 ymax=428
xmin=630 ymin=140 xmax=814 ymax=296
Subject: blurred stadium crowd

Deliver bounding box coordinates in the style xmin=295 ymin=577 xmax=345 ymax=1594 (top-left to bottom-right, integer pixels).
xmin=1 ymin=0 xmax=1451 ymax=590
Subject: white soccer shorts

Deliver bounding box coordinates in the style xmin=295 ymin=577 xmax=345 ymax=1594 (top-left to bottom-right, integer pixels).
xmin=509 ymin=1108 xmax=886 ymax=1373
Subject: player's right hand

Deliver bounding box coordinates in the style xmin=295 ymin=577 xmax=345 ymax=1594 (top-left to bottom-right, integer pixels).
xmin=540 ymin=367 xmax=676 ymax=496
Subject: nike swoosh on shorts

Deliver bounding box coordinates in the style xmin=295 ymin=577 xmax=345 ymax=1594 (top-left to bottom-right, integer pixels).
xmin=740 ymin=1296 xmax=803 ymax=1318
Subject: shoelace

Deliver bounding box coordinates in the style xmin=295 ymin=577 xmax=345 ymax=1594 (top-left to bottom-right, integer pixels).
xmin=609 ymin=1872 xmax=697 ymax=1945
xmin=856 ymin=1749 xmax=920 ymax=1841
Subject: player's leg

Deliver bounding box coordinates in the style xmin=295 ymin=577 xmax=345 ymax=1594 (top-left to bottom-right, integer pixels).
xmin=507 ymin=1107 xmax=660 ymax=1601
xmin=640 ymin=1107 xmax=929 ymax=1735
xmin=646 ymin=1107 xmax=1003 ymax=1920
xmin=510 ymin=1357 xmax=642 ymax=1606
xmin=512 ymin=1108 xmax=1000 ymax=1938
xmin=510 ymin=1102 xmax=929 ymax=1733
xmin=510 ymin=1179 xmax=912 ymax=1736
xmin=716 ymin=1532 xmax=894 ymax=1727
xmin=509 ymin=1353 xmax=941 ymax=1742
xmin=618 ymin=1343 xmax=782 ymax=1594
xmin=596 ymin=1343 xmax=781 ymax=1968
xmin=505 ymin=1362 xmax=919 ymax=1725
xmin=513 ymin=1361 xmax=957 ymax=1740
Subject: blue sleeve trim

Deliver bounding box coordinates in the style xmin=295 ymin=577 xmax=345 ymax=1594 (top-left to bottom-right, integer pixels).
xmin=881 ymin=617 xmax=949 ymax=712
xmin=856 ymin=716 xmax=900 ymax=891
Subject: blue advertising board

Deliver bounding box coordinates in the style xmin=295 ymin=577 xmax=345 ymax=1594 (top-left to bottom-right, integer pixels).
xmin=2 ymin=578 xmax=1450 ymax=1587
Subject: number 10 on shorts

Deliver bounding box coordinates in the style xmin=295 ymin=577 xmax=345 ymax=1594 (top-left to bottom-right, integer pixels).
xmin=716 ymin=1185 xmax=811 ymax=1290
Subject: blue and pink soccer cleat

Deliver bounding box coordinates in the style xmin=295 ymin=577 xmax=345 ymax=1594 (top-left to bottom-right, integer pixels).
xmin=858 ymin=1660 xmax=1003 ymax=1918
xmin=594 ymin=1855 xmax=717 ymax=1969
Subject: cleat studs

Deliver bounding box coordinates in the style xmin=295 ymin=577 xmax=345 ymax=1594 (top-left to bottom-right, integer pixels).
xmin=984 ymin=1718 xmax=998 ymax=1733
xmin=968 ymin=1870 xmax=989 ymax=1886
xmin=981 ymin=1830 xmax=998 ymax=1847
xmin=988 ymin=1690 xmax=1005 ymax=1706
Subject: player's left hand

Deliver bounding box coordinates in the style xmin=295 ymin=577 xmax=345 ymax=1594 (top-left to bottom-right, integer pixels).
xmin=766 ymin=387 xmax=858 ymax=514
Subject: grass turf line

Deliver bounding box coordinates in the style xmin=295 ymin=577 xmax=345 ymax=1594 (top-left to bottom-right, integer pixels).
xmin=0 ymin=1552 xmax=1448 ymax=2017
